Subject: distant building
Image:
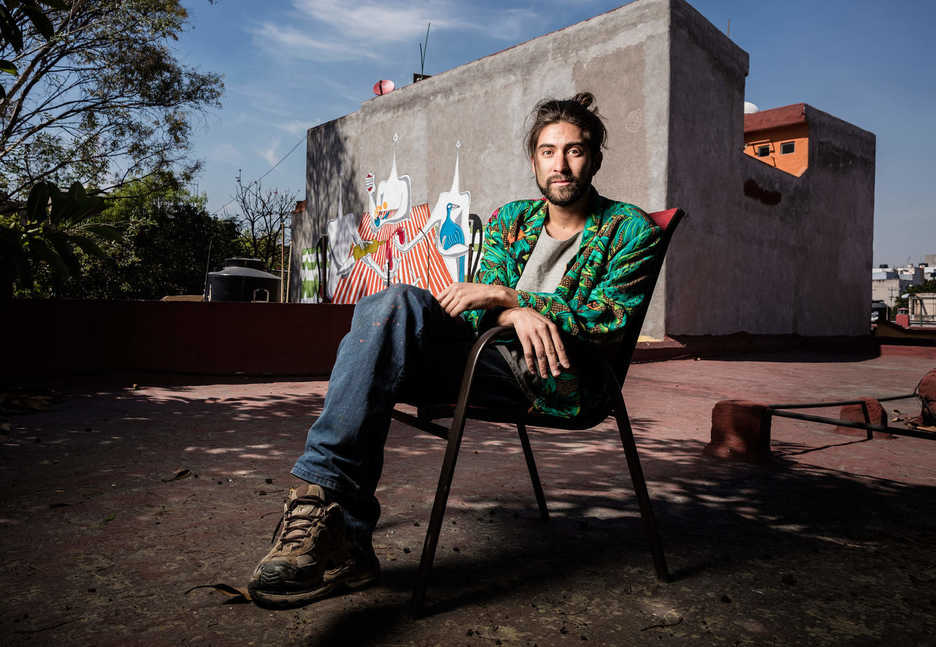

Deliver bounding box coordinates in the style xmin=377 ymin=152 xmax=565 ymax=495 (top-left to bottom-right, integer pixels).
xmin=871 ymin=267 xmax=897 ymax=281
xmin=870 ymin=263 xmax=933 ymax=309
xmin=910 ymin=293 xmax=936 ymax=324
xmin=899 ymin=265 xmax=925 ymax=286
xmin=871 ymin=267 xmax=904 ymax=309
xmin=744 ymin=104 xmax=809 ymax=176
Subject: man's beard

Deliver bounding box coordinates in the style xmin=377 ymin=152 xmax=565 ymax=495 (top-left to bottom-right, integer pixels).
xmin=537 ymin=172 xmax=591 ymax=207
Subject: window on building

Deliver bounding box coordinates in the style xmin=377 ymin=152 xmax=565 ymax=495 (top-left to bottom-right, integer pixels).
xmin=780 ymin=141 xmax=795 ymax=154
xmin=755 ymin=144 xmax=770 ymax=157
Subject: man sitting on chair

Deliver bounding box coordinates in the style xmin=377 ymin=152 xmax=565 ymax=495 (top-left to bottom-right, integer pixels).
xmin=248 ymin=91 xmax=663 ymax=608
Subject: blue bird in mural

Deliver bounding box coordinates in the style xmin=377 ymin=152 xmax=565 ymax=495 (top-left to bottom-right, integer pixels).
xmin=439 ymin=202 xmax=466 ymax=281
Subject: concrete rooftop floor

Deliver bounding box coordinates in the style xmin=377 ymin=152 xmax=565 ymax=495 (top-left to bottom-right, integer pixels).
xmin=1 ymin=347 xmax=935 ymax=646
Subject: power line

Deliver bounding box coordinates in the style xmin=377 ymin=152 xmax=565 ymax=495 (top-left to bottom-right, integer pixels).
xmin=211 ymin=134 xmax=305 ymax=216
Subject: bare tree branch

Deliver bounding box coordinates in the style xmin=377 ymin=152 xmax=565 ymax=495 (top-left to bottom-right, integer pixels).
xmin=230 ymin=175 xmax=297 ymax=272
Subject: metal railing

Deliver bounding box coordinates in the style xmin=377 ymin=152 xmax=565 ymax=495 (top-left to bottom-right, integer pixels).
xmin=766 ymin=393 xmax=935 ymax=441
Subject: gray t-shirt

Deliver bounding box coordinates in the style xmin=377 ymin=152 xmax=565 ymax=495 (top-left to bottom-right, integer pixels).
xmin=498 ymin=228 xmax=583 ymax=396
xmin=514 ymin=229 xmax=583 ymax=294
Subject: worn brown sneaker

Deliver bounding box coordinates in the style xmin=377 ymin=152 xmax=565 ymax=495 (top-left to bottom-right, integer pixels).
xmin=247 ymin=484 xmax=380 ymax=608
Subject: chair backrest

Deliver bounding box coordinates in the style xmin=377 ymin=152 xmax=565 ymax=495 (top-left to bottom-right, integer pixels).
xmin=647 ymin=208 xmax=682 ymax=232
xmin=611 ymin=208 xmax=685 ymax=384
xmin=465 ymin=213 xmax=484 ymax=282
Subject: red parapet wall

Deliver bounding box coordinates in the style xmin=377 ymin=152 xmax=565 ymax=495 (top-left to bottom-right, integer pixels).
xmin=2 ymin=301 xmax=355 ymax=378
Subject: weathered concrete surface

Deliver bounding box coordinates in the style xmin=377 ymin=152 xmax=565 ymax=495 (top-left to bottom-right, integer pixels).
xmin=664 ymin=8 xmax=875 ymax=337
xmin=299 ymin=0 xmax=677 ymax=338
xmin=298 ymin=0 xmax=875 ymax=340
xmin=2 ymin=350 xmax=934 ymax=646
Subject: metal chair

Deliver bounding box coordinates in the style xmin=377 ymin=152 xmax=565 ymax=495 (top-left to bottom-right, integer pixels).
xmin=391 ymin=208 xmax=685 ymax=612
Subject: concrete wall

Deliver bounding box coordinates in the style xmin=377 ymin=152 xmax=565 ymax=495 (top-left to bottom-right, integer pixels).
xmin=297 ymin=0 xmax=676 ymax=337
xmin=663 ymin=0 xmax=750 ymax=336
xmin=663 ymin=3 xmax=874 ymax=336
xmin=796 ymin=106 xmax=875 ymax=335
xmin=3 ymin=301 xmax=354 ymax=378
xmin=295 ymin=0 xmax=875 ymax=339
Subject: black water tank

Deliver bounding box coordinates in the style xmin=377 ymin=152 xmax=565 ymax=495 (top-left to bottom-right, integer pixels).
xmin=207 ymin=258 xmax=281 ymax=302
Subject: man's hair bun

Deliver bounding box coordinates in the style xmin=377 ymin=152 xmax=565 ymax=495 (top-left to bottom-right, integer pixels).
xmin=572 ymin=92 xmax=596 ymax=111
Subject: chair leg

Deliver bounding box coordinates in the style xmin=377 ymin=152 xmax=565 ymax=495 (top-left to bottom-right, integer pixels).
xmin=412 ymin=410 xmax=468 ymax=614
xmin=516 ymin=423 xmax=549 ymax=521
xmin=613 ymin=397 xmax=669 ymax=581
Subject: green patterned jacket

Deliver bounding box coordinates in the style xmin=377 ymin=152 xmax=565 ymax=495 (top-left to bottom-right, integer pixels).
xmin=462 ymin=189 xmax=662 ymax=419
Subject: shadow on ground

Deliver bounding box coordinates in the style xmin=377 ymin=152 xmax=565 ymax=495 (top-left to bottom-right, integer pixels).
xmin=0 ymin=379 xmax=934 ymax=646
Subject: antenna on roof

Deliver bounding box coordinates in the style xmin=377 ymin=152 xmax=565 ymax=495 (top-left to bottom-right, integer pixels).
xmin=415 ymin=22 xmax=431 ymax=83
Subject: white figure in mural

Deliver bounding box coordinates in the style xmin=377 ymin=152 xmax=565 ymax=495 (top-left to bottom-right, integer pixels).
xmin=346 ymin=169 xmax=397 ymax=280
xmin=393 ymin=141 xmax=471 ymax=282
xmin=325 ymin=193 xmax=362 ymax=300
xmin=371 ymin=134 xmax=412 ymax=229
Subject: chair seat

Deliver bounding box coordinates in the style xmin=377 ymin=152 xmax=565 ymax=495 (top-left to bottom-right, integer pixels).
xmin=410 ymin=401 xmax=614 ymax=431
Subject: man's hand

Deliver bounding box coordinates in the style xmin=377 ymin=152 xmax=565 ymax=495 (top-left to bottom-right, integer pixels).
xmin=497 ymin=307 xmax=571 ymax=378
xmin=437 ymin=282 xmax=517 ymax=317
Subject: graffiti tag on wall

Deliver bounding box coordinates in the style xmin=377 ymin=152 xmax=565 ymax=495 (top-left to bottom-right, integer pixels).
xmin=299 ymin=248 xmax=321 ymax=303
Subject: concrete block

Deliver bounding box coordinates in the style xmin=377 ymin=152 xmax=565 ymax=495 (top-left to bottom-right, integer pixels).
xmin=835 ymin=397 xmax=893 ymax=439
xmin=918 ymin=369 xmax=936 ymax=425
xmin=703 ymin=400 xmax=772 ymax=463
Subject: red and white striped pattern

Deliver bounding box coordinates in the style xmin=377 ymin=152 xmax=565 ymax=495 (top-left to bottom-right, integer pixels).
xmin=331 ymin=203 xmax=455 ymax=304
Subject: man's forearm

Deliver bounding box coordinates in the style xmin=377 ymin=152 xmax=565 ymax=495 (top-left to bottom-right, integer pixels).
xmin=437 ymin=282 xmax=519 ymax=317
xmin=491 ymin=285 xmax=519 ymax=309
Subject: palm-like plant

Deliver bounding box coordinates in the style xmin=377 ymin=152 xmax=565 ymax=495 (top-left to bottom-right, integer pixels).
xmin=0 ymin=180 xmax=117 ymax=298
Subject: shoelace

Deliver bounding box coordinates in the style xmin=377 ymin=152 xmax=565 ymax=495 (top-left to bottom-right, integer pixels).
xmin=270 ymin=495 xmax=326 ymax=547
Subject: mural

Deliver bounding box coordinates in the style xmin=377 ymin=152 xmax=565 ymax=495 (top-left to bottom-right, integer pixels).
xmin=323 ymin=138 xmax=474 ymax=304
xmin=299 ymin=248 xmax=321 ymax=303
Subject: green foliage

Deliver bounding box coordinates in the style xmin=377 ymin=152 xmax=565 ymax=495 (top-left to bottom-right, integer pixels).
xmin=0 ymin=0 xmax=224 ymax=301
xmin=52 ymin=177 xmax=244 ymax=300
xmin=0 ymin=0 xmax=222 ymax=200
xmin=1 ymin=0 xmax=68 ymax=98
xmin=894 ymin=278 xmax=936 ymax=311
xmin=909 ymin=279 xmax=936 ymax=295
xmin=0 ymin=179 xmax=114 ymax=298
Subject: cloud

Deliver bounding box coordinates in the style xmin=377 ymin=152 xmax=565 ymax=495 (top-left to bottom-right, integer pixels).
xmin=248 ymin=0 xmax=546 ymax=65
xmin=260 ymin=138 xmax=281 ymax=167
xmin=249 ymin=22 xmax=380 ymax=61
xmin=292 ymin=0 xmax=457 ymax=44
xmin=276 ymin=119 xmax=317 ymax=136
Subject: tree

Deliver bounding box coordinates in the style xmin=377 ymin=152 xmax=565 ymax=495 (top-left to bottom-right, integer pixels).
xmin=0 ymin=1 xmax=119 ymax=299
xmin=0 ymin=179 xmax=115 ymax=298
xmin=228 ymin=174 xmax=297 ymax=273
xmin=0 ymin=1 xmax=62 ymax=96
xmin=54 ymin=176 xmax=243 ymax=300
xmin=895 ymin=278 xmax=936 ymax=312
xmin=0 ymin=0 xmax=222 ymax=202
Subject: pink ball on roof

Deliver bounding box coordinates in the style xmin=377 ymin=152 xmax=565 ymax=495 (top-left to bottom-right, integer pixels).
xmin=372 ymin=80 xmax=395 ymax=96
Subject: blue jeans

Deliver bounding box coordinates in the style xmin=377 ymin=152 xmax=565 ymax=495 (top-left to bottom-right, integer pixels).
xmin=291 ymin=284 xmax=527 ymax=547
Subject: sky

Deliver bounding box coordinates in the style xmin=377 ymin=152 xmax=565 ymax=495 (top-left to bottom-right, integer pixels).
xmin=175 ymin=0 xmax=935 ymax=266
